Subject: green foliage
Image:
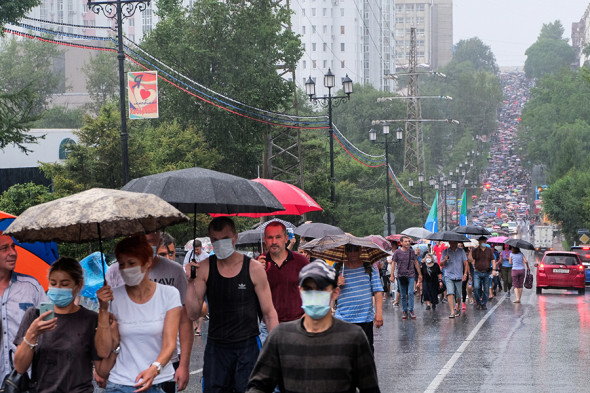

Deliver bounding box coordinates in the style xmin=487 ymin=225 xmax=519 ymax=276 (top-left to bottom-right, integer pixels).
xmin=33 ymin=106 xmax=85 ymax=129
xmin=524 ymin=21 xmax=576 ymax=80
xmin=0 ymin=87 xmax=43 ymax=153
xmin=0 ymin=0 xmax=40 ymax=27
xmin=0 ymin=183 xmax=56 ymax=215
xmin=140 ymin=0 xmax=302 ymax=177
xmin=446 ymin=38 xmax=499 ymax=74
xmin=81 ymin=51 xmax=119 ymax=114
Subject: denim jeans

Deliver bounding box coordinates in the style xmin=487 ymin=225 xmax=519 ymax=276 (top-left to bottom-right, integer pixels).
xmin=106 ymin=381 xmax=164 ymax=393
xmin=473 ymin=270 xmax=491 ymax=306
xmin=398 ymin=276 xmax=415 ymax=312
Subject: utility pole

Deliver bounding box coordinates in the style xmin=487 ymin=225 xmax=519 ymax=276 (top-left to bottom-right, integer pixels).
xmin=404 ymin=27 xmax=422 ymax=173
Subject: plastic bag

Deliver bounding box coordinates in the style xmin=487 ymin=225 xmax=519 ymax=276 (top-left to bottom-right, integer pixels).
xmin=80 ymin=252 xmax=108 ymax=300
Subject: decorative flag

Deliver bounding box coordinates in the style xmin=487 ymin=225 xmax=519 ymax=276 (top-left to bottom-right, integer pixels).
xmin=424 ymin=191 xmax=438 ymax=233
xmin=460 ymin=189 xmax=467 ymax=226
xmin=496 ymin=208 xmax=502 ymax=218
xmin=128 ymin=71 xmax=159 ymax=119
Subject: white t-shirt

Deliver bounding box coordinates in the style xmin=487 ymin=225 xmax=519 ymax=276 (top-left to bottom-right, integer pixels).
xmin=182 ymin=249 xmax=209 ymax=266
xmin=108 ymin=284 xmax=182 ymax=386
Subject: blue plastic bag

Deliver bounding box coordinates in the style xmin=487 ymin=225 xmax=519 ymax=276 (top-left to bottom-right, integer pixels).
xmin=80 ymin=252 xmax=108 ymax=300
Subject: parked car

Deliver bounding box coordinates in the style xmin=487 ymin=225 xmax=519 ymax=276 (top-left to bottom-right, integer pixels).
xmin=570 ymin=246 xmax=590 ymax=284
xmin=536 ymin=251 xmax=585 ymax=295
xmin=506 ymin=221 xmax=518 ymax=234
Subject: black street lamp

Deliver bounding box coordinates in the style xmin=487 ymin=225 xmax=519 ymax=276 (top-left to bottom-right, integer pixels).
xmin=87 ymin=0 xmax=150 ymax=185
xmin=369 ymin=125 xmax=402 ymax=235
xmin=418 ymin=172 xmax=425 ymax=223
xmin=306 ymin=69 xmax=353 ymax=207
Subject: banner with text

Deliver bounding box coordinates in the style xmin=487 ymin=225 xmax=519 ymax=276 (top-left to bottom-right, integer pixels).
xmin=128 ymin=71 xmax=158 ymax=119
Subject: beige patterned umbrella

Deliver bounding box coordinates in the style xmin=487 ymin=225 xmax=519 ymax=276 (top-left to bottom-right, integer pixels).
xmin=300 ymin=234 xmax=391 ymax=264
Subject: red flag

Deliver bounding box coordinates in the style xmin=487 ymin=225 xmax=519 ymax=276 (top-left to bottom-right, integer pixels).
xmin=496 ymin=208 xmax=501 ymax=218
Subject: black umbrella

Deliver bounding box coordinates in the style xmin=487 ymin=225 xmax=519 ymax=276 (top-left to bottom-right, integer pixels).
xmin=237 ymin=229 xmax=263 ymax=246
xmin=426 ymin=231 xmax=470 ymax=242
xmin=505 ymin=238 xmax=534 ymax=250
xmin=452 ymin=225 xmax=492 ymax=236
xmin=294 ymin=222 xmax=345 ymax=239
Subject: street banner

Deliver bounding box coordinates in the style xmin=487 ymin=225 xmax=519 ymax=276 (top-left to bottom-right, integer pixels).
xmin=424 ymin=191 xmax=438 ymax=233
xmin=128 ymin=71 xmax=158 ymax=119
xmin=460 ymin=189 xmax=467 ymax=226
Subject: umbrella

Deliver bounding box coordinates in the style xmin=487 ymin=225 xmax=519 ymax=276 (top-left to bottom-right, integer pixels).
xmin=385 ymin=234 xmax=404 ymax=243
xmin=426 ymin=231 xmax=470 ymax=243
xmin=294 ymin=222 xmax=345 ymax=239
xmin=4 ymin=188 xmax=189 ymax=281
xmin=236 ymin=229 xmax=263 ymax=246
xmin=505 ymin=238 xmax=534 ymax=250
xmin=184 ymin=237 xmax=213 ymax=254
xmin=0 ymin=211 xmax=59 ymax=290
xmin=365 ymin=235 xmax=392 ymax=252
xmin=258 ymin=218 xmax=296 ymax=231
xmin=487 ymin=236 xmax=509 ymax=244
xmin=122 ymin=167 xmax=285 ymax=215
xmin=452 ymin=225 xmax=492 ymax=236
xmin=300 ymin=234 xmax=391 ymax=264
xmin=213 ymin=178 xmax=322 ymax=218
xmin=401 ymin=227 xmax=433 ymax=239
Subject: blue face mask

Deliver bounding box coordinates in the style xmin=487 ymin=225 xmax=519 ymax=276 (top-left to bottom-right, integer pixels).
xmin=300 ymin=290 xmax=332 ymax=319
xmin=47 ymin=287 xmax=75 ymax=307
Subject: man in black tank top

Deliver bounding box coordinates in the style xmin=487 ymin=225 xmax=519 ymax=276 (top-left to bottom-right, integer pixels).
xmin=186 ymin=217 xmax=278 ymax=393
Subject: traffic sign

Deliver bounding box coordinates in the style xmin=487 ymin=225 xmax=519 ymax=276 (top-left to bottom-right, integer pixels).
xmin=578 ymin=229 xmax=589 ymax=235
xmin=580 ymin=234 xmax=590 ymax=244
xmin=382 ymin=212 xmax=395 ymax=224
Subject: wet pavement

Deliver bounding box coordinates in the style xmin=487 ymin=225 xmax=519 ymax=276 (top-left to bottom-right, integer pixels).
xmin=185 ymin=249 xmax=589 ymax=392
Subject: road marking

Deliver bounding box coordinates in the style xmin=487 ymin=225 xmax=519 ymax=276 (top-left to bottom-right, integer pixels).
xmin=423 ymin=295 xmax=506 ymax=393
xmin=190 ymin=368 xmax=203 ymax=375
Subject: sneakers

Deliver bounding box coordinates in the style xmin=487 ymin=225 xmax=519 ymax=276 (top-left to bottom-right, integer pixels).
xmin=475 ymin=304 xmax=481 ymax=310
xmin=481 ymin=305 xmax=487 ymax=310
xmin=425 ymin=305 xmax=431 ymax=310
xmin=402 ymin=311 xmax=407 ymax=319
xmin=410 ymin=311 xmax=416 ymax=319
xmin=393 ymin=301 xmax=400 ymax=307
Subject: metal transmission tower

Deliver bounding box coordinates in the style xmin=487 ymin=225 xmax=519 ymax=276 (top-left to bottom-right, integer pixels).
xmin=404 ymin=27 xmax=422 ymax=174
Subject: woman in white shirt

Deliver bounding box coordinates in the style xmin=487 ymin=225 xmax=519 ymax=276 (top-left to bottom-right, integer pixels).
xmin=96 ymin=234 xmax=181 ymax=393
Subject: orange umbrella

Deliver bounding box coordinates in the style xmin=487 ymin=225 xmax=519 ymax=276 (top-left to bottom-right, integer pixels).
xmin=0 ymin=211 xmax=58 ymax=290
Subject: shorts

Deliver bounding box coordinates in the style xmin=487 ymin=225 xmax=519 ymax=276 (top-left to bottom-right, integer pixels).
xmin=444 ymin=277 xmax=463 ymax=299
xmin=106 ymin=381 xmax=164 ymax=393
xmin=512 ymin=269 xmax=526 ymax=289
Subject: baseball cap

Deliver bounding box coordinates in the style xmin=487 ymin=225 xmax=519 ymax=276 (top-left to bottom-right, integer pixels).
xmin=299 ymin=259 xmax=337 ymax=289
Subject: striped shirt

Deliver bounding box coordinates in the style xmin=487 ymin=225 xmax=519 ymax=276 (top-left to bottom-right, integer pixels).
xmin=247 ymin=318 xmax=380 ymax=393
xmin=335 ymin=265 xmax=383 ymax=323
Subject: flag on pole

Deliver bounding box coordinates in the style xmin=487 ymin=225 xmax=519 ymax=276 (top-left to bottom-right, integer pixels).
xmin=424 ymin=191 xmax=438 ymax=232
xmin=460 ymin=189 xmax=468 ymax=226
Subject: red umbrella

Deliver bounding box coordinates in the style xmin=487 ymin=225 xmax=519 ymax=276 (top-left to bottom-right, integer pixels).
xmin=0 ymin=211 xmax=58 ymax=290
xmin=212 ymin=178 xmax=322 ymax=217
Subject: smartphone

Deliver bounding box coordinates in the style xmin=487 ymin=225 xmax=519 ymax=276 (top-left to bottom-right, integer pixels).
xmin=39 ymin=302 xmax=54 ymax=321
xmin=190 ymin=265 xmax=197 ymax=279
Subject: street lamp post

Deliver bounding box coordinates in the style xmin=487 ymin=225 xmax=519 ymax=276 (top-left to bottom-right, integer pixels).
xmin=370 ymin=125 xmax=402 ymax=236
xmin=87 ymin=0 xmax=150 ymax=185
xmin=306 ymin=70 xmax=353 ymax=207
xmin=418 ymin=172 xmax=425 ymax=224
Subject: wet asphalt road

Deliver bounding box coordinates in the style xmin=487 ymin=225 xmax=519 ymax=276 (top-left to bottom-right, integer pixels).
xmin=184 ymin=236 xmax=589 ymax=392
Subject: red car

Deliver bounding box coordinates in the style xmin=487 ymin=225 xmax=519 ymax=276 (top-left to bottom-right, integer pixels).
xmin=536 ymin=251 xmax=585 ymax=295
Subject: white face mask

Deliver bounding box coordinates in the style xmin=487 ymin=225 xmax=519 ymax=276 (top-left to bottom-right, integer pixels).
xmin=120 ymin=265 xmax=146 ymax=287
xmin=425 ymin=258 xmax=433 ymax=264
xmin=212 ymin=238 xmax=235 ymax=260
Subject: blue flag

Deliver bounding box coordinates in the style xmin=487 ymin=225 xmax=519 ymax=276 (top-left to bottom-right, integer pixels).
xmin=424 ymin=191 xmax=438 ymax=233
xmin=460 ymin=189 xmax=468 ymax=226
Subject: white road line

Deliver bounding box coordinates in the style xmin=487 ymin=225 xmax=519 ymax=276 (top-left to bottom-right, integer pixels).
xmin=190 ymin=368 xmax=203 ymax=375
xmin=423 ymin=294 xmax=506 ymax=393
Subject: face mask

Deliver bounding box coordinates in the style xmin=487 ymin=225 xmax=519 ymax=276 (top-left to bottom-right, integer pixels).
xmin=212 ymin=238 xmax=235 ymax=260
xmin=300 ymin=290 xmax=332 ymax=319
xmin=47 ymin=287 xmax=74 ymax=307
xmin=425 ymin=258 xmax=433 ymax=264
xmin=120 ymin=265 xmax=146 ymax=287
xmin=482 ymin=243 xmax=490 ymax=248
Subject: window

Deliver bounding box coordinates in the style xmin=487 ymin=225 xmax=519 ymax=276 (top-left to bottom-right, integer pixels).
xmin=340 ymin=25 xmax=345 ymax=34
xmin=312 ymin=8 xmax=316 ymax=16
xmin=395 ymin=17 xmax=404 ymax=24
xmin=312 ymin=25 xmax=316 ymax=33
xmin=341 ymin=60 xmax=345 ymax=68
xmin=323 ymin=8 xmax=327 ymax=16
xmin=302 ymin=43 xmax=306 ymax=50
xmin=323 ymin=42 xmax=327 ymax=51
xmin=395 ymin=4 xmax=403 ymax=12
xmin=416 ymin=4 xmax=425 ymax=11
xmin=323 ymin=60 xmax=327 ymax=68
xmin=129 ymin=17 xmax=135 ymax=27
xmin=417 ymin=16 xmax=424 ymax=24
xmin=323 ymin=25 xmax=327 ymax=33
xmin=58 ymin=138 xmax=76 ymax=160
xmin=302 ymin=8 xmax=305 ymax=15
xmin=340 ymin=43 xmax=345 ymax=51
xmin=406 ymin=17 xmax=413 ymax=24
xmin=313 ymin=60 xmax=317 ymax=68
xmin=303 ymin=60 xmax=307 ymax=69
xmin=142 ymin=5 xmax=152 ymax=33
xmin=406 ymin=4 xmax=414 ymax=11
xmin=340 ymin=8 xmax=344 ymax=16
xmin=302 ymin=25 xmax=306 ymax=34
xmin=312 ymin=42 xmax=316 ymax=51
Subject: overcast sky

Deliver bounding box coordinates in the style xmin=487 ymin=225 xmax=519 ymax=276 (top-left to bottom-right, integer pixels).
xmin=453 ymin=0 xmax=589 ymax=67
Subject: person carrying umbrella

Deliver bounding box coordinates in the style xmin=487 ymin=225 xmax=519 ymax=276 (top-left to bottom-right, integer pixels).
xmin=468 ymin=236 xmax=497 ymax=311
xmin=0 ymin=232 xmax=48 ymax=382
xmin=440 ymin=241 xmax=470 ymax=318
xmin=390 ymin=236 xmax=423 ymax=320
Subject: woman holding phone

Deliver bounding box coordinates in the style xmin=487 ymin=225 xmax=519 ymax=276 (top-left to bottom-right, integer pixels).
xmin=13 ymin=257 xmax=117 ymax=393
xmin=96 ymin=234 xmax=181 ymax=393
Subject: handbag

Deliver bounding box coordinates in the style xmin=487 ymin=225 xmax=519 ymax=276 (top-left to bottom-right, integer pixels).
xmin=437 ymin=279 xmax=447 ymax=294
xmin=0 ymin=368 xmax=31 ymax=393
xmin=524 ymin=269 xmax=533 ymax=289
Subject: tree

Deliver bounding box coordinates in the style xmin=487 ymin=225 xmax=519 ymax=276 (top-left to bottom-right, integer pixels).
xmin=446 ymin=38 xmax=499 ymax=74
xmin=33 ymin=106 xmax=85 ymax=129
xmin=0 ymin=0 xmax=40 ymax=27
xmin=81 ymin=51 xmax=119 ymax=113
xmin=140 ymin=0 xmax=302 ymax=178
xmin=0 ymin=182 xmax=56 ymax=215
xmin=0 ymin=87 xmax=42 ymax=153
xmin=524 ymin=21 xmax=576 ymax=79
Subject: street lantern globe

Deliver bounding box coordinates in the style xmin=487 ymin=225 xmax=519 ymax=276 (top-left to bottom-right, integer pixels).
xmin=452 ymin=182 xmax=457 ymax=190
xmin=324 ymin=68 xmax=335 ymax=89
xmin=396 ymin=127 xmax=403 ymax=141
xmin=305 ymin=76 xmax=316 ymax=99
xmin=383 ymin=124 xmax=390 ymax=135
xmin=462 ymin=169 xmax=466 ymax=176
xmin=465 ymin=179 xmax=469 ymax=185
xmin=342 ymin=74 xmax=353 ymax=96
xmin=418 ymin=173 xmax=424 ymax=183
xmin=409 ymin=178 xmax=414 ymax=188
xmin=439 ymin=175 xmax=444 ymax=182
xmin=429 ymin=176 xmax=435 ymax=186
xmin=369 ymin=128 xmax=377 ymax=141
xmin=435 ymin=183 xmax=439 ymax=190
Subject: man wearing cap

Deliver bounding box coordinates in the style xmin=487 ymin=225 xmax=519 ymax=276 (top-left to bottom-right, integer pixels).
xmin=440 ymin=241 xmax=469 ymax=318
xmin=0 ymin=233 xmax=48 ymax=382
xmin=256 ymin=221 xmax=309 ymax=342
xmin=247 ymin=260 xmax=380 ymax=393
xmin=468 ymin=236 xmax=497 ymax=310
